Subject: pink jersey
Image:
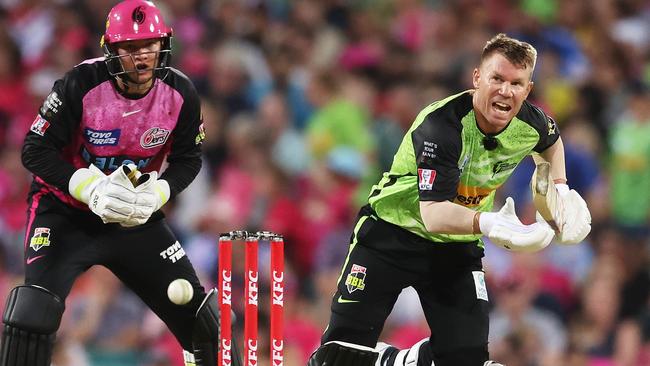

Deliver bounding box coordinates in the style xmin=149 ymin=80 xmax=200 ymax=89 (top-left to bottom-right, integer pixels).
xmin=67 ymin=78 xmax=183 ymax=172
xmin=24 ymin=58 xmax=203 ymax=210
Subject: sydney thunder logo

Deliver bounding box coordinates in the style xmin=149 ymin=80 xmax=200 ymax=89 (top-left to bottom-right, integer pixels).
xmin=345 ymin=264 xmax=367 ymax=293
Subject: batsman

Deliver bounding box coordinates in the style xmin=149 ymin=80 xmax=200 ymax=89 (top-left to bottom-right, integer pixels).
xmin=0 ymin=1 xmax=241 ymax=365
xmin=308 ymin=34 xmax=591 ymax=366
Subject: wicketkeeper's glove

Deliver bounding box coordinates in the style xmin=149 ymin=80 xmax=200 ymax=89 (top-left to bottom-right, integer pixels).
xmin=119 ymin=170 xmax=170 ymax=227
xmin=479 ymin=197 xmax=555 ymax=252
xmin=69 ymin=164 xmax=139 ymax=223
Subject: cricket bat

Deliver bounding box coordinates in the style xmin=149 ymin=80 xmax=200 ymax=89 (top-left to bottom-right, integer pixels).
xmin=531 ymin=162 xmax=563 ymax=233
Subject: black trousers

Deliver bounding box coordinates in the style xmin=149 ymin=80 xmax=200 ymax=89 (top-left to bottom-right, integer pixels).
xmin=22 ymin=193 xmax=205 ymax=351
xmin=322 ymin=206 xmax=490 ymax=359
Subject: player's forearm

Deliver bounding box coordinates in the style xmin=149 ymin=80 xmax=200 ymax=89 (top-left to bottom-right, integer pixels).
xmin=419 ymin=200 xmax=477 ymax=234
xmin=535 ymin=137 xmax=566 ymax=183
xmin=22 ymin=137 xmax=77 ymax=192
xmin=159 ymin=153 xmax=202 ymax=198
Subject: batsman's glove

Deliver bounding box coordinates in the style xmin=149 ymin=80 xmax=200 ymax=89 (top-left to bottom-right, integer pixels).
xmin=543 ymin=184 xmax=591 ymax=245
xmin=479 ymin=197 xmax=555 ymax=252
xmin=69 ymin=164 xmax=139 ymax=223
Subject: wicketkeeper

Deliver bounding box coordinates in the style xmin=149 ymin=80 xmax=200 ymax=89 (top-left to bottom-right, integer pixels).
xmin=0 ymin=1 xmax=240 ymax=365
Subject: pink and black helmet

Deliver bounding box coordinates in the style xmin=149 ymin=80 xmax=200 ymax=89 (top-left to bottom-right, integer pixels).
xmin=101 ymin=0 xmax=173 ymax=80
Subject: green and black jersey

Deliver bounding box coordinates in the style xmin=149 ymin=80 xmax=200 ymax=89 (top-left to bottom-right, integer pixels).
xmin=368 ymin=90 xmax=559 ymax=244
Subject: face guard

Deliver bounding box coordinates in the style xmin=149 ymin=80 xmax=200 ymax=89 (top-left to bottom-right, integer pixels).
xmin=100 ymin=0 xmax=173 ymax=85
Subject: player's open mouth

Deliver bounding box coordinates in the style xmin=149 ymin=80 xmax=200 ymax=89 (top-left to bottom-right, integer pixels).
xmin=492 ymin=102 xmax=511 ymax=113
xmin=135 ymin=63 xmax=150 ymax=72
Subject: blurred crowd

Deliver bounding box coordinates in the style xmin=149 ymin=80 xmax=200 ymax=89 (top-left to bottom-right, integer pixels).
xmin=0 ymin=0 xmax=649 ymax=365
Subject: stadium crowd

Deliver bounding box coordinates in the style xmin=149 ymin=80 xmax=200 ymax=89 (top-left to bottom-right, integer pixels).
xmin=0 ymin=0 xmax=649 ymax=365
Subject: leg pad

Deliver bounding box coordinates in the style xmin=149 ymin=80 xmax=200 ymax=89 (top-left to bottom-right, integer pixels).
xmin=307 ymin=341 xmax=378 ymax=366
xmin=1 ymin=285 xmax=64 ymax=366
xmin=192 ymin=288 xmax=242 ymax=366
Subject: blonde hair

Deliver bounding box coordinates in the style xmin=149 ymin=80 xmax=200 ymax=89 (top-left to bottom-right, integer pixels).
xmin=481 ymin=33 xmax=537 ymax=70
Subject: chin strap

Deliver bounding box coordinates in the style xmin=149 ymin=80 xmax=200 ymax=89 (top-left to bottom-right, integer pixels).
xmin=116 ymin=74 xmax=155 ymax=95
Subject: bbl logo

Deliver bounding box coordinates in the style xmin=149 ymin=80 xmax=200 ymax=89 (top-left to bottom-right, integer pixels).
xmin=30 ymin=228 xmax=51 ymax=251
xmin=345 ymin=264 xmax=367 ymax=293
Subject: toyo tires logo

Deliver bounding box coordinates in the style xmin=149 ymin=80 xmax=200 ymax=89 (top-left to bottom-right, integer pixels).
xmin=140 ymin=127 xmax=170 ymax=148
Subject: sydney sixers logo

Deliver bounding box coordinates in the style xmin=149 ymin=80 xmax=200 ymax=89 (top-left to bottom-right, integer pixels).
xmin=132 ymin=6 xmax=146 ymax=24
xmin=140 ymin=127 xmax=170 ymax=148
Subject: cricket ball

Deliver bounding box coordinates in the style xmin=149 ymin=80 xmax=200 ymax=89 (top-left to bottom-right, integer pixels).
xmin=167 ymin=278 xmax=194 ymax=305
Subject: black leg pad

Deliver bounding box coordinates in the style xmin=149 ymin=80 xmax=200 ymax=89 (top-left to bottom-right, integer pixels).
xmin=192 ymin=288 xmax=243 ymax=366
xmin=1 ymin=285 xmax=64 ymax=366
xmin=307 ymin=341 xmax=378 ymax=366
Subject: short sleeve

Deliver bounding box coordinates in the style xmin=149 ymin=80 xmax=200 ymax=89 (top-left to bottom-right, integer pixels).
xmin=412 ymin=113 xmax=462 ymax=202
xmin=528 ymin=105 xmax=560 ymax=153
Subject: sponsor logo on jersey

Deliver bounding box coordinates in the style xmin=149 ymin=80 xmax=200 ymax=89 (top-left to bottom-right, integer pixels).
xmin=459 ymin=154 xmax=471 ymax=175
xmin=418 ymin=168 xmax=437 ymax=190
xmin=492 ymin=161 xmax=517 ymax=176
xmin=421 ymin=140 xmax=438 ymax=159
xmin=195 ymin=122 xmax=205 ymax=145
xmin=121 ymin=109 xmax=142 ymax=117
xmin=345 ymin=264 xmax=367 ymax=293
xmin=30 ymin=115 xmax=50 ymax=136
xmin=84 ymin=127 xmax=121 ymax=146
xmin=455 ymin=184 xmax=493 ymax=207
xmin=80 ymin=146 xmax=151 ymax=171
xmin=182 ymin=351 xmax=195 ymax=365
xmin=141 ymin=127 xmax=170 ymax=148
xmin=30 ymin=227 xmax=51 ymax=251
xmin=472 ymin=271 xmax=489 ymax=301
xmin=26 ymin=255 xmax=45 ymax=264
xmin=337 ymin=295 xmax=359 ymax=304
xmin=160 ymin=241 xmax=186 ymax=263
xmin=39 ymin=91 xmax=62 ymax=119
xmin=547 ymin=116 xmax=557 ymax=135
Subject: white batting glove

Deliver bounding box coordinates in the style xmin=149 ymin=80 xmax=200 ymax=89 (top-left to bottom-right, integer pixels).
xmin=548 ymin=184 xmax=591 ymax=245
xmin=480 ymin=197 xmax=555 ymax=252
xmin=69 ymin=164 xmax=139 ymax=223
xmin=119 ymin=171 xmax=170 ymax=227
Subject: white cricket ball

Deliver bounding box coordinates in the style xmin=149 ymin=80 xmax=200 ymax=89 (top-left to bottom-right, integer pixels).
xmin=167 ymin=279 xmax=194 ymax=305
